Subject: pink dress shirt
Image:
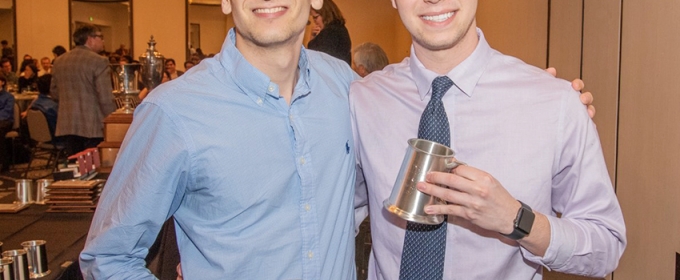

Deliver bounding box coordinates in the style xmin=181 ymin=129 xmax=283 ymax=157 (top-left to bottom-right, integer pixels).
xmin=350 ymin=29 xmax=626 ymax=280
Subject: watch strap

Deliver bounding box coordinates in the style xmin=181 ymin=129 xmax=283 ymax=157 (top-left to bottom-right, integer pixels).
xmin=502 ymin=200 xmax=535 ymax=240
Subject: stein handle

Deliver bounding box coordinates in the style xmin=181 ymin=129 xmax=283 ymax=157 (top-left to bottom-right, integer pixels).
xmin=445 ymin=159 xmax=467 ymax=171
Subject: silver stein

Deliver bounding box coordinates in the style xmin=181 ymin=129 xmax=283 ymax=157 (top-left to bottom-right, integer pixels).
xmin=384 ymin=138 xmax=465 ymax=225
xmin=139 ymin=35 xmax=165 ymax=93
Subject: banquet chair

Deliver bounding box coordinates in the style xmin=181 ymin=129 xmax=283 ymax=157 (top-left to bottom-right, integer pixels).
xmin=24 ymin=109 xmax=65 ymax=178
xmin=4 ymin=103 xmax=21 ymax=170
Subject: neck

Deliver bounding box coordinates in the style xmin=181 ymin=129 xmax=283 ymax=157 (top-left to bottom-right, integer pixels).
xmin=235 ymin=33 xmax=303 ymax=104
xmin=413 ymin=23 xmax=479 ymax=75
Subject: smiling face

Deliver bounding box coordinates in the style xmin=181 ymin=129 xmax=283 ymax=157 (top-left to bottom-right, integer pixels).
xmin=222 ymin=0 xmax=323 ymax=48
xmin=165 ymin=60 xmax=176 ymax=74
xmin=392 ymin=0 xmax=477 ymax=52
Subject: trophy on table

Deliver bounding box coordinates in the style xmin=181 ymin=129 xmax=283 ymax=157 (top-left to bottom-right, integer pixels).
xmin=99 ymin=36 xmax=165 ymax=172
xmin=110 ymin=63 xmax=141 ymax=114
xmin=109 ymin=35 xmax=164 ymax=114
xmin=139 ymin=35 xmax=165 ymax=94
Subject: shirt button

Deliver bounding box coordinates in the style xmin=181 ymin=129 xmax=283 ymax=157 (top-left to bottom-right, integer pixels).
xmin=299 ymin=157 xmax=306 ymax=165
xmin=305 ymin=204 xmax=311 ymax=211
xmin=289 ymin=114 xmax=294 ymax=121
xmin=256 ymin=98 xmax=263 ymax=105
xmin=268 ymin=85 xmax=275 ymax=92
xmin=307 ymin=251 xmax=313 ymax=259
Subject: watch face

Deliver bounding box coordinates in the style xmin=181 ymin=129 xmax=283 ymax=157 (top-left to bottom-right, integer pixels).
xmin=517 ymin=208 xmax=536 ymax=234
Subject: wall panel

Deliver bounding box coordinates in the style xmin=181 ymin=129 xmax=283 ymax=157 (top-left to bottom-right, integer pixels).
xmin=616 ymin=0 xmax=680 ymax=279
xmin=582 ymin=0 xmax=621 ymax=187
xmin=477 ymin=0 xmax=548 ymax=68
xmin=548 ymin=0 xmax=583 ymax=81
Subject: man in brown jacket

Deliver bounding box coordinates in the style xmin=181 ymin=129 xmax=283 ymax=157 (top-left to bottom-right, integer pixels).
xmin=51 ymin=24 xmax=115 ymax=156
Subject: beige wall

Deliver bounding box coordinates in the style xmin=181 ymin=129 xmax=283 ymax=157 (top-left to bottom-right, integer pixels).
xmin=616 ymin=0 xmax=680 ymax=279
xmin=334 ymin=0 xmax=407 ymax=64
xmin=15 ymin=0 xmax=69 ymax=61
xmin=483 ymin=1 xmax=680 ymax=279
xmin=132 ymin=0 xmax=185 ymax=67
xmin=187 ymin=4 xmax=229 ymax=57
xmin=477 ymin=0 xmax=549 ymax=69
xmin=582 ymin=1 xmax=622 ymax=186
xmin=71 ymin=2 xmax=130 ymax=54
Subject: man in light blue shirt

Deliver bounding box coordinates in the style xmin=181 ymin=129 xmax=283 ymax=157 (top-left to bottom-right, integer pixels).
xmin=79 ymin=0 xmax=358 ymax=279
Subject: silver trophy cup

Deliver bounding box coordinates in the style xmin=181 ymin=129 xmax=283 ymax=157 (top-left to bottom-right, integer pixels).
xmin=110 ymin=63 xmax=141 ymax=114
xmin=139 ymin=35 xmax=165 ymax=93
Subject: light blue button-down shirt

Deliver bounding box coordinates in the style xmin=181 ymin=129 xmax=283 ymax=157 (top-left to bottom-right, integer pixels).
xmin=81 ymin=29 xmax=358 ymax=279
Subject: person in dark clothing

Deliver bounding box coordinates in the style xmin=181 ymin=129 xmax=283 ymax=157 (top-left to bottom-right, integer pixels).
xmin=307 ymin=0 xmax=352 ymax=65
xmin=0 ymin=75 xmax=15 ymax=171
xmin=26 ymin=74 xmax=59 ymax=140
xmin=18 ymin=63 xmax=38 ymax=92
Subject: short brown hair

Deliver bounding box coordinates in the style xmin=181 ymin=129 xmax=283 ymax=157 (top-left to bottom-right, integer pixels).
xmin=73 ymin=24 xmax=101 ymax=46
xmin=313 ymin=0 xmax=345 ymax=26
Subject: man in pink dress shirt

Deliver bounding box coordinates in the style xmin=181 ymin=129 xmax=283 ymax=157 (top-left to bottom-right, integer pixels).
xmin=350 ymin=0 xmax=625 ymax=279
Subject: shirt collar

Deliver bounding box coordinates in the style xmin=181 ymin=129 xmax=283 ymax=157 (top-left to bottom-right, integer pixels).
xmin=219 ymin=28 xmax=312 ymax=102
xmin=409 ymin=28 xmax=493 ymax=100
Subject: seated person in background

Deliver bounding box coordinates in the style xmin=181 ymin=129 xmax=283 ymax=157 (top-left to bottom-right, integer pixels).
xmin=1 ymin=58 xmax=17 ymax=87
xmin=183 ymin=61 xmax=195 ymax=71
xmin=18 ymin=63 xmax=38 ymax=92
xmin=137 ymin=70 xmax=171 ymax=101
xmin=119 ymin=55 xmax=133 ymax=65
xmin=38 ymin=57 xmax=51 ymax=77
xmin=190 ymin=54 xmax=201 ymax=66
xmin=22 ymin=74 xmax=58 ymax=140
xmin=165 ymin=58 xmax=183 ymax=80
xmin=352 ymin=42 xmax=389 ymax=77
xmin=307 ymin=0 xmax=352 ymax=65
xmin=52 ymin=45 xmax=67 ymax=62
xmin=0 ymin=75 xmax=15 ymax=171
xmin=18 ymin=54 xmax=34 ymax=75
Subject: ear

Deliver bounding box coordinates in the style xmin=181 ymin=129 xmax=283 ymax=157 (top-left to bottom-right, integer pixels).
xmin=222 ymin=0 xmax=232 ymax=15
xmin=391 ymin=0 xmax=397 ymax=9
xmin=311 ymin=0 xmax=323 ymax=11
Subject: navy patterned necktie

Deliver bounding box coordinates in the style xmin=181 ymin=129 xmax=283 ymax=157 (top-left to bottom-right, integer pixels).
xmin=399 ymin=76 xmax=454 ymax=280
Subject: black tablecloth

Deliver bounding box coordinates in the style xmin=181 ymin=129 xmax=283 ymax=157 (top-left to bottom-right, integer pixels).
xmin=0 ymin=193 xmax=93 ymax=280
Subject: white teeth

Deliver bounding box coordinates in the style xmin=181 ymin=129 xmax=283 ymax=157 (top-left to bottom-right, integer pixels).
xmin=254 ymin=7 xmax=285 ymax=14
xmin=422 ymin=12 xmax=454 ymax=22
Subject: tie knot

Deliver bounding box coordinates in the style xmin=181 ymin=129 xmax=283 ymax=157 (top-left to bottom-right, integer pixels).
xmin=431 ymin=76 xmax=453 ymax=100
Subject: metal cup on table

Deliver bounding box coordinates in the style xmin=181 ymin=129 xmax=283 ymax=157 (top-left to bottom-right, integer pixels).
xmin=2 ymin=250 xmax=29 ymax=280
xmin=1 ymin=257 xmax=15 ymax=280
xmin=21 ymin=241 xmax=50 ymax=278
xmin=384 ymin=138 xmax=465 ymax=225
xmin=14 ymin=180 xmax=34 ymax=205
xmin=33 ymin=180 xmax=52 ymax=205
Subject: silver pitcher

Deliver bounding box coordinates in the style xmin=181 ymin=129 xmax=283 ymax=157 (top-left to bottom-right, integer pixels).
xmin=139 ymin=35 xmax=165 ymax=93
xmin=384 ymin=138 xmax=465 ymax=225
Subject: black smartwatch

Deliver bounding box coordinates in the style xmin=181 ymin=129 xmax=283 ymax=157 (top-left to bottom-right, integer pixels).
xmin=502 ymin=200 xmax=535 ymax=240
